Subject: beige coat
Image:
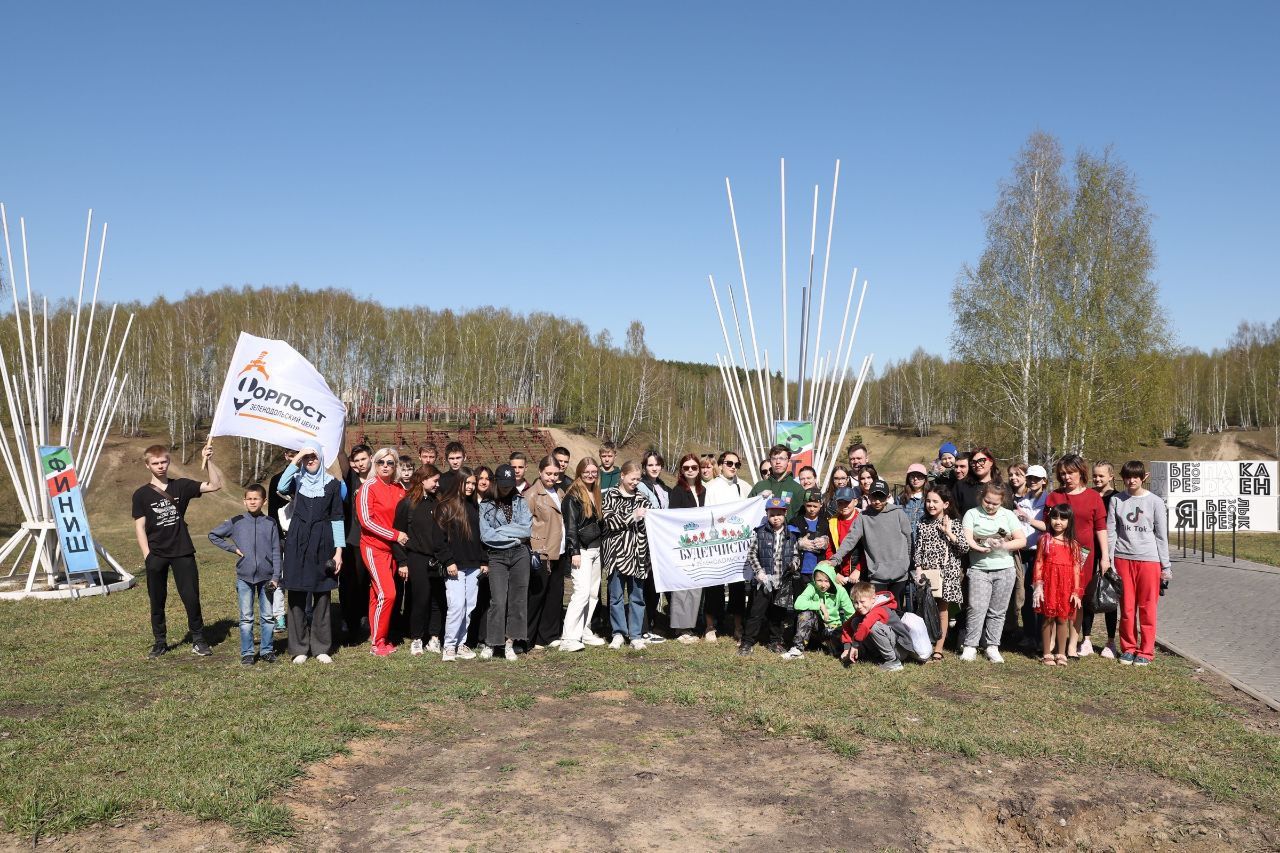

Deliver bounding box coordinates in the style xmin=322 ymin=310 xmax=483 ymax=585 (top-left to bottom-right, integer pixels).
xmin=526 ymin=479 xmax=566 ymax=560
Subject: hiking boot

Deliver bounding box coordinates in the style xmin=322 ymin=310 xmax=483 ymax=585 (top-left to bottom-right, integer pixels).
xmin=147 ymin=642 xmax=168 ymax=659
xmin=192 ymin=640 xmax=213 ymax=657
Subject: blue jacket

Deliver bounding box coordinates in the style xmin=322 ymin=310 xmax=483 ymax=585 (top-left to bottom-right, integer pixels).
xmin=479 ymin=495 xmax=533 ymax=549
xmin=209 ymin=512 xmax=282 ymax=584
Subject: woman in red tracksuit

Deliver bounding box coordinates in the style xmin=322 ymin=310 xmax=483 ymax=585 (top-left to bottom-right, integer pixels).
xmin=359 ymin=447 xmax=408 ymax=655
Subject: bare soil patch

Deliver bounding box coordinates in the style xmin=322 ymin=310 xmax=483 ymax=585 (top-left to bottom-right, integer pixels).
xmin=275 ymin=695 xmax=1273 ymax=852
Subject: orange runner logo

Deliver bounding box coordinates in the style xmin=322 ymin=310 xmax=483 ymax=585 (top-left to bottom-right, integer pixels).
xmin=238 ymin=351 xmax=270 ymax=380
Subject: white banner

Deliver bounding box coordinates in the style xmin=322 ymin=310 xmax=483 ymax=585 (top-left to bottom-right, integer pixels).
xmin=1149 ymin=460 xmax=1278 ymax=533
xmin=210 ymin=333 xmax=346 ymax=462
xmin=645 ymin=496 xmax=766 ymax=593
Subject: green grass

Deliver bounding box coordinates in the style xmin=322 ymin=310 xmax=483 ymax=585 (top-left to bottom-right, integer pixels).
xmin=1229 ymin=532 xmax=1280 ymax=568
xmin=1 ymin=528 xmax=1279 ymax=843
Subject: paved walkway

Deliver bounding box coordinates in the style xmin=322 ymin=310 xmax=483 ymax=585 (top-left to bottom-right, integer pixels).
xmin=1159 ymin=552 xmax=1280 ymax=710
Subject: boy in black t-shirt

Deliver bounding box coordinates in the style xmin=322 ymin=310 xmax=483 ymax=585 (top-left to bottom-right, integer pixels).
xmin=132 ymin=443 xmax=224 ymax=658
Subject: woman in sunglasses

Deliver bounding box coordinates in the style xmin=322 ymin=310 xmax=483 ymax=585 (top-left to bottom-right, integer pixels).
xmin=667 ymin=454 xmax=708 ymax=644
xmin=704 ymin=451 xmax=749 ymax=641
xmin=358 ymin=446 xmax=411 ymax=656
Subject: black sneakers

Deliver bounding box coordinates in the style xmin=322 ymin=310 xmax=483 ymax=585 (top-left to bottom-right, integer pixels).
xmin=191 ymin=640 xmax=213 ymax=656
xmin=147 ymin=642 xmax=168 ymax=659
xmin=259 ymin=651 xmax=277 ymax=664
xmin=241 ymin=654 xmax=255 ymax=666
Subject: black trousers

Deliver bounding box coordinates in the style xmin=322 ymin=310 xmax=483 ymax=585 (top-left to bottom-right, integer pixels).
xmin=339 ymin=544 xmax=368 ymax=644
xmin=871 ymin=578 xmax=909 ymax=613
xmin=145 ymin=553 xmax=204 ymax=643
xmin=742 ymin=585 xmax=786 ymax=648
xmin=406 ymin=552 xmax=445 ymax=641
xmin=468 ymin=573 xmax=491 ymax=647
xmin=288 ymin=590 xmax=332 ymax=657
xmin=704 ymin=581 xmax=747 ymax=627
xmin=528 ymin=554 xmax=567 ymax=646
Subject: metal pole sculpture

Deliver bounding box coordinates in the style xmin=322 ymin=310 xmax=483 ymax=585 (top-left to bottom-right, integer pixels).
xmin=0 ymin=206 xmax=136 ymax=599
xmin=706 ymin=161 xmax=874 ymax=482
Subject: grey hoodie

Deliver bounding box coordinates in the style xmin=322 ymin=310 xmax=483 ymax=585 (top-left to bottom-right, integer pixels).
xmin=830 ymin=504 xmax=912 ymax=582
xmin=1107 ymin=491 xmax=1170 ymax=568
xmin=209 ymin=512 xmax=283 ymax=584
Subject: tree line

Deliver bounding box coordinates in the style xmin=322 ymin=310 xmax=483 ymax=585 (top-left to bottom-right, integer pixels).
xmin=2 ymin=132 xmax=1276 ymax=516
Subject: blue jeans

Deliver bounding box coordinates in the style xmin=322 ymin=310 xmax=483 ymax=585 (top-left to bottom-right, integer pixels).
xmin=444 ymin=567 xmax=481 ymax=648
xmin=608 ymin=572 xmax=646 ymax=640
xmin=236 ymin=579 xmax=275 ymax=657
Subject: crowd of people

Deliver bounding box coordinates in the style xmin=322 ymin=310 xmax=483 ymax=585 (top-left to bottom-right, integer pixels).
xmin=130 ymin=436 xmax=1172 ymax=670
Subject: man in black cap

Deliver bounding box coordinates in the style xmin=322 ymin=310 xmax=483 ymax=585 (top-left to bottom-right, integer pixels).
xmin=828 ymin=479 xmax=912 ymax=610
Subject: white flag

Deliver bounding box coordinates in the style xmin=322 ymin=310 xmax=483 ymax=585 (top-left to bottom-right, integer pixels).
xmin=644 ymin=496 xmax=766 ymax=593
xmin=210 ymin=333 xmax=346 ymax=462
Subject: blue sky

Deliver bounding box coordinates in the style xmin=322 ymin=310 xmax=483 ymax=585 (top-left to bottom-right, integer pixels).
xmin=2 ymin=2 xmax=1276 ymax=388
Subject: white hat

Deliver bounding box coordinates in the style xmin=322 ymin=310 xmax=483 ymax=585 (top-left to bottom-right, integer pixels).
xmin=1026 ymin=464 xmax=1048 ymax=479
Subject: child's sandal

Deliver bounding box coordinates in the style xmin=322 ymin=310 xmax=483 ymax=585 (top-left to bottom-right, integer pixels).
xmin=1041 ymin=655 xmax=1056 ymax=666
xmin=930 ymin=652 xmax=944 ymax=662
xmin=1055 ymin=653 xmax=1069 ymax=665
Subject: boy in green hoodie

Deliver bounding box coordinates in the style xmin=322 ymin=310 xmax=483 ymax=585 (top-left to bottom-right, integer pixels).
xmin=783 ymin=562 xmax=854 ymax=659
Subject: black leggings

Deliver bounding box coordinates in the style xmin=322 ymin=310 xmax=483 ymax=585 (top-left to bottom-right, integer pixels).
xmin=145 ymin=554 xmax=204 ymax=643
xmin=406 ymin=552 xmax=445 ymax=641
xmin=1081 ymin=606 xmax=1117 ymax=641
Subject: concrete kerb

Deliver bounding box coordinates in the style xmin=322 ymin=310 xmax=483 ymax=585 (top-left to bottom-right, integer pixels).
xmin=1157 ymin=636 xmax=1280 ymax=713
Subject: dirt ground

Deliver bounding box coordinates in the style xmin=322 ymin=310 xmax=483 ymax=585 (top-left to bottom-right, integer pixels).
xmin=19 ymin=690 xmax=1276 ymax=853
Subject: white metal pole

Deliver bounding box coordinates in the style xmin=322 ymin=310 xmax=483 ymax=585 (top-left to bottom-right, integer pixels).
xmin=813 ymin=269 xmax=858 ymax=460
xmin=709 ymin=277 xmax=764 ymax=463
xmin=807 ymin=160 xmax=841 ymax=422
xmin=724 ymin=177 xmax=771 ymax=447
xmin=823 ymin=355 xmax=873 ymax=486
xmin=817 ymin=277 xmax=868 ymax=459
xmin=61 ymin=210 xmax=93 ymax=446
xmin=716 ymin=355 xmax=754 ymax=472
xmin=725 ymin=282 xmax=766 ymax=459
xmin=796 ymin=186 xmax=818 ymax=417
xmin=780 ymin=158 xmax=789 ymax=418
xmin=68 ymin=223 xmax=108 ymax=446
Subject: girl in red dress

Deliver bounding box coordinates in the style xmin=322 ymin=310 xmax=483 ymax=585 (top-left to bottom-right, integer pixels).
xmin=1033 ymin=504 xmax=1084 ymax=666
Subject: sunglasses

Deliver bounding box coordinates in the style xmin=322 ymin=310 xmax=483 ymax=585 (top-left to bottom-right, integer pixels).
xmin=682 ymin=465 xmax=699 ymax=471
xmin=722 ymin=460 xmax=740 ymax=468
xmin=376 ymin=459 xmax=397 ymax=467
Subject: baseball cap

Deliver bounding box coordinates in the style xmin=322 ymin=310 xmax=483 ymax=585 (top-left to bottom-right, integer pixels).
xmin=765 ymin=495 xmax=790 ymax=510
xmin=906 ymin=463 xmax=928 ymax=478
xmin=494 ymin=464 xmax=517 ymax=486
xmin=834 ymin=486 xmax=856 ymax=503
xmin=1026 ymin=464 xmax=1048 ymax=480
xmin=868 ymin=479 xmax=890 ymax=497
xmin=803 ymin=489 xmax=824 ymax=504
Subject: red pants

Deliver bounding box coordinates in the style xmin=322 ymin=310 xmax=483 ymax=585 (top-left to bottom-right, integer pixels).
xmin=363 ymin=544 xmax=397 ymax=648
xmin=1116 ymin=557 xmax=1160 ymax=660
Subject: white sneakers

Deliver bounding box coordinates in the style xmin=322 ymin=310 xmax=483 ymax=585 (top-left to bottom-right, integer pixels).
xmin=478 ymin=645 xmax=494 ymax=660
xmin=676 ymin=632 xmax=700 ymax=645
xmin=456 ymin=645 xmax=477 ymax=660
xmin=410 ymin=639 xmax=424 ymax=656
xmin=959 ymin=646 xmax=978 ymax=662
xmin=426 ymin=637 xmax=442 ymax=654
xmin=316 ymin=653 xmax=333 ymax=664
xmin=504 ymin=641 xmax=517 ymax=661
xmin=1100 ymin=642 xmax=1117 ymax=660
xmin=1078 ymin=638 xmax=1094 ymax=657
xmin=609 ymin=634 xmax=625 ymax=649
xmin=985 ymin=646 xmax=1005 ymax=664
xmin=581 ymin=633 xmax=607 ymax=647
xmin=630 ymin=638 xmax=647 ymax=650
xmin=442 ymin=646 xmax=457 ymax=662
xmin=559 ymin=640 xmax=586 ymax=652
xmin=704 ymin=630 xmax=718 ymax=643
xmin=781 ymin=647 xmax=804 ymax=660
